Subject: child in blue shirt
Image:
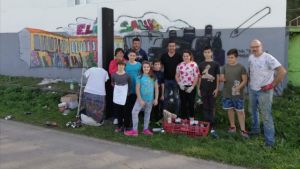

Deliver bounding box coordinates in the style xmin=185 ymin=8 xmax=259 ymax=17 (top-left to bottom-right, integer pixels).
xmin=125 ymin=50 xmax=142 ymax=130
xmin=124 ymin=61 xmax=159 ymax=136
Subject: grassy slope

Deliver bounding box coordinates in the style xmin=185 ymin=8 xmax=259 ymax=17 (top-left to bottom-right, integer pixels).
xmin=0 ymin=75 xmax=299 ymax=169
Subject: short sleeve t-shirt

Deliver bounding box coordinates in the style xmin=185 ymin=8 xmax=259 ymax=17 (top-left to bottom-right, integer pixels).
xmin=221 ymin=63 xmax=247 ymax=99
xmin=176 ymin=61 xmax=200 ymax=85
xmin=125 ymin=62 xmax=142 ymax=94
xmin=136 ymin=74 xmax=156 ymax=102
xmin=248 ymin=52 xmax=281 ymax=91
xmin=198 ymin=61 xmax=220 ymax=91
xmin=161 ymin=52 xmax=182 ymax=80
xmin=111 ymin=72 xmax=131 ymax=86
xmin=84 ymin=67 xmax=109 ymax=95
xmin=153 ymin=70 xmax=164 ymax=85
xmin=111 ymin=73 xmax=131 ymax=95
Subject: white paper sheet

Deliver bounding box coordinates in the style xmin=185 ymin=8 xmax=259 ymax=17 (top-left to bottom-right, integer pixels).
xmin=113 ymin=84 xmax=128 ymax=105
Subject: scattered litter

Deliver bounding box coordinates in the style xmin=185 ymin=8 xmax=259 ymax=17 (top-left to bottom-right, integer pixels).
xmin=70 ymin=81 xmax=74 ymax=90
xmin=62 ymin=109 xmax=70 ymax=116
xmin=66 ymin=120 xmax=81 ymax=128
xmin=45 ymin=121 xmax=58 ymax=127
xmin=24 ymin=112 xmax=32 ymax=115
xmin=152 ymin=128 xmax=165 ymax=133
xmin=38 ymin=78 xmax=62 ymax=86
xmin=4 ymin=115 xmax=14 ymax=120
xmin=48 ymin=86 xmax=52 ymax=89
xmin=58 ymin=102 xmax=67 ymax=112
xmin=60 ymin=94 xmax=78 ymax=109
xmin=42 ymin=105 xmax=49 ymax=110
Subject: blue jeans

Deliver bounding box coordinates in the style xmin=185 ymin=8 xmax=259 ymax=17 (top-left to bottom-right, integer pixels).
xmin=249 ymin=88 xmax=275 ymax=145
xmin=222 ymin=98 xmax=244 ymax=112
xmin=163 ymin=80 xmax=180 ymax=114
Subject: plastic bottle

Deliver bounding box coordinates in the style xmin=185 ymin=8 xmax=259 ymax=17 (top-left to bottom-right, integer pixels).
xmin=70 ymin=81 xmax=74 ymax=90
xmin=152 ymin=128 xmax=162 ymax=132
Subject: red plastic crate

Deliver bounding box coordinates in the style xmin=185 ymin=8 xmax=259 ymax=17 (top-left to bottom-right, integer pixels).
xmin=187 ymin=121 xmax=210 ymax=137
xmin=163 ymin=120 xmax=210 ymax=137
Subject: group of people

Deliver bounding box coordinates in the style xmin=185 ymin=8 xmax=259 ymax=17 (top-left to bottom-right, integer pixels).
xmin=82 ymin=38 xmax=286 ymax=147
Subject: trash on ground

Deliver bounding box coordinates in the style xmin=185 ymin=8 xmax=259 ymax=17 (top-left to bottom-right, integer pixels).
xmin=62 ymin=109 xmax=70 ymax=116
xmin=45 ymin=121 xmax=58 ymax=127
xmin=38 ymin=78 xmax=62 ymax=86
xmin=66 ymin=120 xmax=82 ymax=128
xmin=60 ymin=94 xmax=78 ymax=109
xmin=58 ymin=102 xmax=67 ymax=112
xmin=4 ymin=115 xmax=14 ymax=120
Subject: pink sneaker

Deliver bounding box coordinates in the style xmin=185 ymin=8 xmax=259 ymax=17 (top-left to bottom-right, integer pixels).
xmin=124 ymin=129 xmax=138 ymax=136
xmin=143 ymin=129 xmax=153 ymax=135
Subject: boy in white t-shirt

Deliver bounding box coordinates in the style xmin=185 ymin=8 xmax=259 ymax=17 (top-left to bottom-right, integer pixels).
xmin=81 ymin=67 xmax=109 ymax=126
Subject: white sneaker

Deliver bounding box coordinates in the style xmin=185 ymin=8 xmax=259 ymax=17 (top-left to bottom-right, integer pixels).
xmin=113 ymin=118 xmax=118 ymax=125
xmin=196 ymin=98 xmax=203 ymax=105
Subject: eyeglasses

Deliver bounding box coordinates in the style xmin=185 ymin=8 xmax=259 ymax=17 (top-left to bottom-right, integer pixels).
xmin=250 ymin=46 xmax=260 ymax=48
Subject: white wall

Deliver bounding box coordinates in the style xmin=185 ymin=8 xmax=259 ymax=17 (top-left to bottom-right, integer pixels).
xmin=102 ymin=0 xmax=286 ymax=29
xmin=0 ymin=4 xmax=98 ymax=33
xmin=0 ymin=0 xmax=68 ymax=9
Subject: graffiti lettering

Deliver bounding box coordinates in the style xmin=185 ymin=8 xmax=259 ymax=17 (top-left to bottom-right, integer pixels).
xmin=237 ymin=49 xmax=251 ymax=57
xmin=120 ymin=19 xmax=163 ymax=33
xmin=76 ymin=23 xmax=97 ymax=35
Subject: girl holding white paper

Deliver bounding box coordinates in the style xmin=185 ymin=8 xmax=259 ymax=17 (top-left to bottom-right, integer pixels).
xmin=111 ymin=61 xmax=131 ymax=132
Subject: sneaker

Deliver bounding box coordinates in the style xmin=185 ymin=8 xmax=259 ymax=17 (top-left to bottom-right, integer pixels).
xmin=210 ymin=130 xmax=219 ymax=139
xmin=98 ymin=120 xmax=104 ymax=127
xmin=240 ymin=130 xmax=249 ymax=139
xmin=143 ymin=129 xmax=153 ymax=135
xmin=228 ymin=126 xmax=236 ymax=133
xmin=264 ymin=142 xmax=275 ymax=148
xmin=124 ymin=129 xmax=138 ymax=136
xmin=113 ymin=118 xmax=118 ymax=125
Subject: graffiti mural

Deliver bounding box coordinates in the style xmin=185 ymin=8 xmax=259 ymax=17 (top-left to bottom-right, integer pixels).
xmin=114 ymin=12 xmax=225 ymax=66
xmin=21 ymin=28 xmax=97 ymax=68
xmin=112 ymin=7 xmax=273 ymax=66
xmin=230 ymin=7 xmax=271 ymax=38
xmin=18 ymin=7 xmax=273 ymax=68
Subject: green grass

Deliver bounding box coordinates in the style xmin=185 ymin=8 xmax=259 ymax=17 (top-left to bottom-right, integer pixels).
xmin=0 ymin=75 xmax=299 ymax=169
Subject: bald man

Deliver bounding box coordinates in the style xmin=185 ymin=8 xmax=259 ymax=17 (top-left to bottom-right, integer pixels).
xmin=248 ymin=39 xmax=286 ymax=147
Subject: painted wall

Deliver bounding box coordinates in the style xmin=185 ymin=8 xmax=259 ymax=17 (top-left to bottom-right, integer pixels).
xmin=0 ymin=33 xmax=83 ymax=80
xmin=0 ymin=0 xmax=288 ymax=88
xmin=19 ymin=28 xmax=98 ymax=68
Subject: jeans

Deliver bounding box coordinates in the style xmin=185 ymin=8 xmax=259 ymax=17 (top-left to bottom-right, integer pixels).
xmin=132 ymin=100 xmax=153 ymax=130
xmin=249 ymin=88 xmax=275 ymax=145
xmin=163 ymin=80 xmax=180 ymax=114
